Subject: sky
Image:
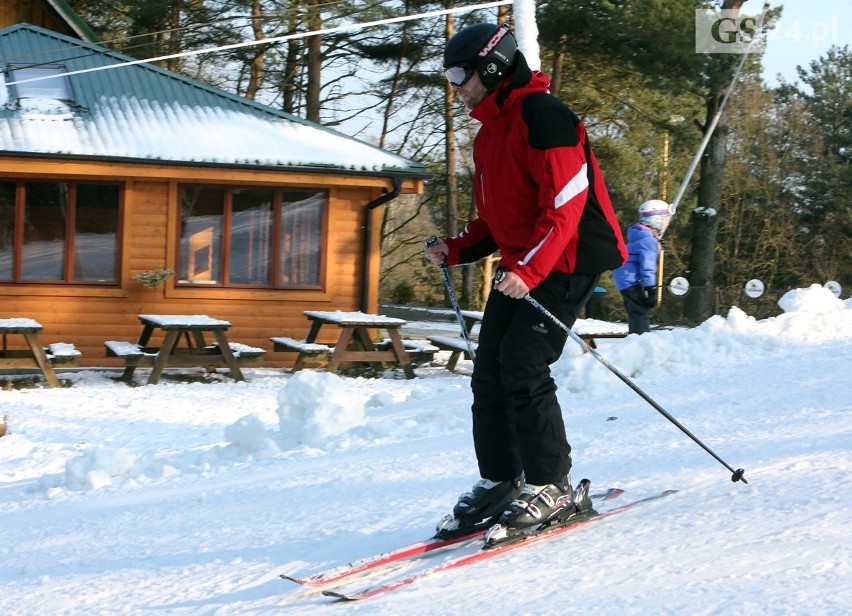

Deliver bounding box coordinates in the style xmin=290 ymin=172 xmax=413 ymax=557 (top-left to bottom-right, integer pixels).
xmin=0 ymin=284 xmax=850 ymax=613
xmin=760 ymin=0 xmax=851 ymax=86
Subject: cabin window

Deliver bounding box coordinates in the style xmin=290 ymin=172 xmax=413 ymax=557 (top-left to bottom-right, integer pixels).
xmin=177 ymin=185 xmax=325 ymax=289
xmin=0 ymin=181 xmax=121 ymax=285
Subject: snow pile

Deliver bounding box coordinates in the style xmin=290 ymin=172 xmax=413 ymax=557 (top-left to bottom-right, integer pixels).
xmin=276 ymin=370 xmax=366 ymax=447
xmin=223 ymin=413 xmax=280 ymax=457
xmin=45 ymin=411 xmax=281 ymax=495
xmin=63 ymin=446 xmax=138 ymax=491
xmin=556 ymin=283 xmax=850 ymax=393
xmin=777 ymin=283 xmax=844 ymax=314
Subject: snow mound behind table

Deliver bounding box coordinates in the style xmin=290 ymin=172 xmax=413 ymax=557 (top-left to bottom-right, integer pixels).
xmin=557 ymin=283 xmax=851 ymax=394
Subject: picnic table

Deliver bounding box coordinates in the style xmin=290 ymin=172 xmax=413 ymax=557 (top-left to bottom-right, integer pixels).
xmin=105 ymin=314 xmax=265 ymax=385
xmin=426 ymin=310 xmax=482 ymax=372
xmin=0 ymin=318 xmax=79 ymax=387
xmin=427 ymin=312 xmax=630 ymax=371
xmin=271 ymin=310 xmax=415 ymax=379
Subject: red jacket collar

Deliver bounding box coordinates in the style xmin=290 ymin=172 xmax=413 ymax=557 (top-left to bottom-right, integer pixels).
xmin=470 ymin=70 xmax=552 ymax=124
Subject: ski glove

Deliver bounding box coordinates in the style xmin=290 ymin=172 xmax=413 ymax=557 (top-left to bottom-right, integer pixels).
xmin=644 ymin=286 xmax=657 ymax=308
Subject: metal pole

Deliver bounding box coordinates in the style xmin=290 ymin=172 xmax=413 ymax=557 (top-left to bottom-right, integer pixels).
xmin=493 ymin=270 xmax=746 ymax=483
xmin=425 ymin=237 xmax=477 ymax=362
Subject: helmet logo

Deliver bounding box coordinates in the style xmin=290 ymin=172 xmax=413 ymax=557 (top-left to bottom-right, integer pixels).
xmin=478 ymin=27 xmax=509 ymax=57
xmin=485 ymin=62 xmax=498 ymax=74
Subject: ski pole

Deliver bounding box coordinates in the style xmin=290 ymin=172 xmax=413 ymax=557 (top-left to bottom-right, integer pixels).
xmin=425 ymin=236 xmax=476 ymax=363
xmin=494 ymin=269 xmax=747 ymax=484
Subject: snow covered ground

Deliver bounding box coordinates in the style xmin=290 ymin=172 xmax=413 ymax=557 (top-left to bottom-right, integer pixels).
xmin=1 ymin=284 xmax=850 ymax=615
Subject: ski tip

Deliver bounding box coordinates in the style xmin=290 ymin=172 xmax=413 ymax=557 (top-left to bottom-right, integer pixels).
xmin=280 ymin=573 xmax=302 ymax=584
xmin=322 ymin=589 xmax=359 ymax=601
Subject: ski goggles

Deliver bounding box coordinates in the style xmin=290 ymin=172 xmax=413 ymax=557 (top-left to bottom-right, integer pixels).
xmin=444 ymin=63 xmax=475 ymax=87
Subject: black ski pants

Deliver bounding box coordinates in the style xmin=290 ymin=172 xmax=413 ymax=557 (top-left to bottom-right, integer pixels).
xmin=620 ymin=283 xmax=651 ymax=335
xmin=470 ymin=272 xmax=598 ymax=486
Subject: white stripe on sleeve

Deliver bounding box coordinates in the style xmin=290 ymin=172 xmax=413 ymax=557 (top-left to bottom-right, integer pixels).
xmin=554 ymin=164 xmax=589 ymax=209
xmin=520 ymin=229 xmax=553 ymax=265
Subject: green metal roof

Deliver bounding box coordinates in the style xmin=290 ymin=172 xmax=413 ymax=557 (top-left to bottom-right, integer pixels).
xmin=0 ymin=24 xmax=428 ymax=177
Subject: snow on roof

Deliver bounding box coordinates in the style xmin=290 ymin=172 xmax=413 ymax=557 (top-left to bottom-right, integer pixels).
xmin=0 ymin=25 xmax=427 ymax=176
xmin=7 ymin=94 xmax=422 ymax=172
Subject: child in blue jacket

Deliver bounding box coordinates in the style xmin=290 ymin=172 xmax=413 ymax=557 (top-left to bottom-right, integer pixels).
xmin=612 ymin=200 xmax=673 ymax=334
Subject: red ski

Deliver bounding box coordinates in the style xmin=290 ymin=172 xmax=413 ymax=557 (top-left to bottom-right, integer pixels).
xmin=281 ymin=487 xmax=624 ymax=587
xmin=323 ymin=489 xmax=677 ymax=601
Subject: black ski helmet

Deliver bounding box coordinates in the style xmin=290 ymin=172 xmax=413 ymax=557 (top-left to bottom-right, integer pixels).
xmin=443 ymin=23 xmax=518 ymax=92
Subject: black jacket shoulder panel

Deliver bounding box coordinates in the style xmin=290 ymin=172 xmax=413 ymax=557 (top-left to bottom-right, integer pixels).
xmin=521 ymin=92 xmax=581 ymax=150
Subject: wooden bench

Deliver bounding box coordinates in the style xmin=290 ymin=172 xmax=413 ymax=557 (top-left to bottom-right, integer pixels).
xmin=273 ymin=336 xmax=438 ymax=370
xmin=106 ymin=340 xmax=266 ymax=368
xmin=376 ymin=339 xmax=438 ymax=365
xmin=573 ymin=318 xmax=630 ymax=349
xmin=105 ymin=340 xmax=149 ymax=363
xmin=225 ymin=342 xmax=267 ymax=364
xmin=45 ymin=342 xmax=82 ymax=367
xmin=270 ymin=337 xmax=332 ymax=371
xmin=577 ymin=332 xmax=628 ymax=349
xmin=427 ymin=335 xmax=478 ymax=372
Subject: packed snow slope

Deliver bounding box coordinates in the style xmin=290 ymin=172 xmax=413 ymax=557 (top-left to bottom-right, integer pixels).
xmin=0 ymin=285 xmax=850 ymax=615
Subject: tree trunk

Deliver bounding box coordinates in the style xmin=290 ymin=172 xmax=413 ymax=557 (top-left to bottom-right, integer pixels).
xmin=306 ymin=0 xmax=322 ymax=123
xmin=245 ymin=0 xmax=264 ymax=100
xmin=683 ymin=0 xmax=746 ymax=321
xmin=550 ymin=37 xmax=566 ymax=96
xmin=166 ymin=2 xmax=181 ymax=72
xmin=282 ymin=6 xmax=300 ymax=115
xmin=685 ymin=97 xmax=728 ymax=322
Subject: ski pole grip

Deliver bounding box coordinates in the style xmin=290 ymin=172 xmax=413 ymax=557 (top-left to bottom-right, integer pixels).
xmin=493 ymin=267 xmax=506 ymax=286
xmin=425 ymin=235 xmax=439 ymax=247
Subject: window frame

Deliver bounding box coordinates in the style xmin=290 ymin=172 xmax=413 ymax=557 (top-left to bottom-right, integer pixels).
xmin=175 ymin=183 xmax=328 ymax=291
xmin=0 ymin=179 xmax=124 ymax=286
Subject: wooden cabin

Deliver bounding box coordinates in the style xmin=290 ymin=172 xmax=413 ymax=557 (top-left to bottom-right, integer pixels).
xmin=0 ymin=23 xmax=428 ymax=369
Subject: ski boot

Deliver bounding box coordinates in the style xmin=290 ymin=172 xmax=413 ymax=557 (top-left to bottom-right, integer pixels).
xmin=435 ymin=477 xmax=521 ymax=539
xmin=484 ymin=478 xmax=597 ymax=547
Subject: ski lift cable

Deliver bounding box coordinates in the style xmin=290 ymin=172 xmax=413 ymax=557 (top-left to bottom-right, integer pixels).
xmin=6 ymin=0 xmax=513 ymax=88
xmin=1 ymin=0 xmax=411 ymax=67
xmin=664 ymin=0 xmax=772 ymax=238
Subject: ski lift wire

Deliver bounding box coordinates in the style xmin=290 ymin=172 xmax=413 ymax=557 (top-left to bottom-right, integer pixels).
xmin=5 ymin=0 xmax=513 ymax=88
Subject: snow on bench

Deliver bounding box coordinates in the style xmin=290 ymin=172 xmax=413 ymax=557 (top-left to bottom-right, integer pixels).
xmin=270 ymin=336 xmax=333 ymax=372
xmin=426 ymin=335 xmax=478 ymax=372
xmin=106 ymin=340 xmax=265 ymax=362
xmin=376 ymin=338 xmax=438 ymax=364
xmin=46 ymin=342 xmax=81 ymax=366
xmin=224 ymin=342 xmax=266 ymax=360
xmin=426 ymin=335 xmax=477 ymax=353
xmin=270 ymin=336 xmax=333 ymax=355
xmin=104 ymin=340 xmax=147 ymax=359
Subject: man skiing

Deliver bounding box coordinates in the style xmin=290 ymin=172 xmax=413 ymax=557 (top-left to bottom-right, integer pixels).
xmin=424 ymin=23 xmax=626 ymax=541
xmin=613 ymin=200 xmax=673 ymax=335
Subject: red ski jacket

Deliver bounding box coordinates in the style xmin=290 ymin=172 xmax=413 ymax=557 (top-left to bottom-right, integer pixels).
xmin=444 ymin=66 xmax=626 ymax=290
